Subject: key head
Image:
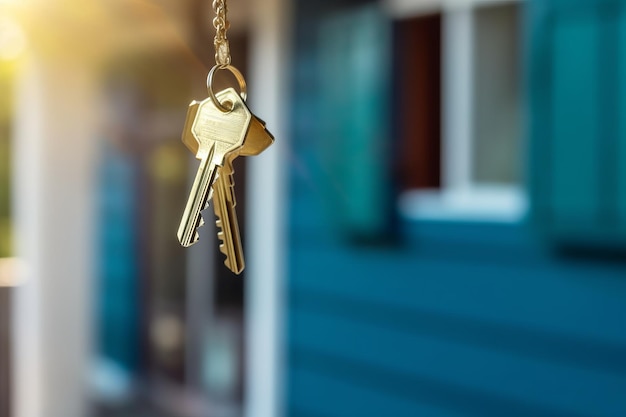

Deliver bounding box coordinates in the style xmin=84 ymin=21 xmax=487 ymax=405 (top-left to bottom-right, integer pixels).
xmin=185 ymin=88 xmax=251 ymax=160
xmin=182 ymin=101 xmax=201 ymax=154
xmin=239 ymin=116 xmax=275 ymax=157
xmin=183 ymin=101 xmax=274 ymax=159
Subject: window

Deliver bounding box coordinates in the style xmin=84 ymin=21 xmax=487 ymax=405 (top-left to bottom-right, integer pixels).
xmin=391 ymin=0 xmax=527 ymax=222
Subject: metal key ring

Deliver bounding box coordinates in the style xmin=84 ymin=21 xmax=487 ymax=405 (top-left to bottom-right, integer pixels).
xmin=207 ymin=64 xmax=247 ymax=113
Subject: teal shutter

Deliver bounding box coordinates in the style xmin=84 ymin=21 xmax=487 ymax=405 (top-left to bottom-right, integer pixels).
xmin=528 ymin=0 xmax=626 ymax=246
xmin=317 ymin=5 xmax=393 ymax=241
xmin=619 ymin=9 xmax=626 ymax=233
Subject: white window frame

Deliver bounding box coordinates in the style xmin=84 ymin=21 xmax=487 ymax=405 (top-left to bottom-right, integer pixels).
xmin=386 ymin=0 xmax=528 ymax=223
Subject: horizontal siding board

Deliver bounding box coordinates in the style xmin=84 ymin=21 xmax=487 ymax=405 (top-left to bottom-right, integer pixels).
xmin=289 ymin=289 xmax=626 ymax=375
xmin=289 ymin=308 xmax=626 ymax=417
xmin=291 ymin=244 xmax=626 ymax=344
xmin=289 ymin=352 xmax=613 ymax=417
xmin=289 ymin=366 xmax=476 ymax=417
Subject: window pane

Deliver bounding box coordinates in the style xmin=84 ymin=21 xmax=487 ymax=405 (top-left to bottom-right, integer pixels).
xmin=472 ymin=4 xmax=523 ymax=185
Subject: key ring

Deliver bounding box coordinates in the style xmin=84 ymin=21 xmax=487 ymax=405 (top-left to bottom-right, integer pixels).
xmin=207 ymin=64 xmax=247 ymax=113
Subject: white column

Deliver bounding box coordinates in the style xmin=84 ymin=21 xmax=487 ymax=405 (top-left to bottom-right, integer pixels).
xmin=11 ymin=56 xmax=99 ymax=417
xmin=245 ymin=0 xmax=291 ymax=415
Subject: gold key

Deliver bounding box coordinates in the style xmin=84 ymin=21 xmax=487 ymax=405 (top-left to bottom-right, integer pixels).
xmin=182 ymin=103 xmax=274 ymax=272
xmin=178 ymin=1 xmax=276 ymax=274
xmin=211 ymin=117 xmax=274 ymax=274
xmin=177 ymin=88 xmax=251 ymax=247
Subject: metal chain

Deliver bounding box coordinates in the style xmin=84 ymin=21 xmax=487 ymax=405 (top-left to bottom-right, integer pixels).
xmin=212 ymin=0 xmax=231 ymax=66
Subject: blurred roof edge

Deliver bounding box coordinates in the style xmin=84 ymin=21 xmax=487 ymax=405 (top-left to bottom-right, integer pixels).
xmin=5 ymin=0 xmax=249 ymax=66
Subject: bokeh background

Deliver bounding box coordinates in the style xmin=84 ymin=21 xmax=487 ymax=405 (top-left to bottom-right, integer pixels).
xmin=1 ymin=0 xmax=626 ymax=417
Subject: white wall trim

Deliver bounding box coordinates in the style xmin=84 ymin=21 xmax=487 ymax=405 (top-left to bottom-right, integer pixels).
xmin=399 ymin=186 xmax=528 ymax=223
xmin=245 ymin=0 xmax=291 ymax=415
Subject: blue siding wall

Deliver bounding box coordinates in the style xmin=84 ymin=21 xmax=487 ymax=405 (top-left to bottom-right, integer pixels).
xmin=288 ymin=215 xmax=626 ymax=417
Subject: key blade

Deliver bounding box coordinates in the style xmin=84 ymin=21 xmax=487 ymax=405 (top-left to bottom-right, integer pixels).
xmin=212 ymin=165 xmax=245 ymax=274
xmin=177 ymin=146 xmax=218 ymax=247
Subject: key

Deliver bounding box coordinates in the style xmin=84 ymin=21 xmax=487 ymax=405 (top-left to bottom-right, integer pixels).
xmin=211 ymin=116 xmax=274 ymax=274
xmin=182 ymin=103 xmax=274 ymax=272
xmin=177 ymin=88 xmax=252 ymax=247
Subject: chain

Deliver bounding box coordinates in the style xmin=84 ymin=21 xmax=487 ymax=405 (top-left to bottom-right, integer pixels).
xmin=212 ymin=0 xmax=231 ymax=66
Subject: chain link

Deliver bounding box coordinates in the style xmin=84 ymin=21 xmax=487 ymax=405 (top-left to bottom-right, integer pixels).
xmin=212 ymin=0 xmax=231 ymax=66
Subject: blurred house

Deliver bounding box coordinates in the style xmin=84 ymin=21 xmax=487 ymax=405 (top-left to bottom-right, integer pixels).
xmin=0 ymin=0 xmax=625 ymax=416
xmin=287 ymin=1 xmax=626 ymax=417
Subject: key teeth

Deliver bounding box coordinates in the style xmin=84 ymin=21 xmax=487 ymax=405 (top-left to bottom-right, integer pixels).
xmin=225 ymin=170 xmax=235 ymax=188
xmin=217 ymin=229 xmax=228 ymax=255
xmin=190 ymin=215 xmax=205 ymax=245
xmin=215 ymin=215 xmax=231 ymax=260
xmin=214 ymin=208 xmax=244 ymax=275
